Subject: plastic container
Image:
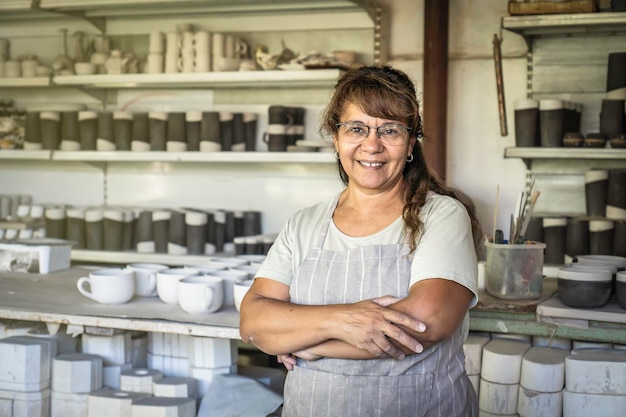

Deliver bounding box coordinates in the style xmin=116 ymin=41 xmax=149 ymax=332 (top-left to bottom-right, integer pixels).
xmin=485 ymin=241 xmax=546 ymax=299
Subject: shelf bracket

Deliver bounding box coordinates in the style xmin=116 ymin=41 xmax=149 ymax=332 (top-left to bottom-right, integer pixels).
xmin=31 ymin=0 xmax=106 ymax=33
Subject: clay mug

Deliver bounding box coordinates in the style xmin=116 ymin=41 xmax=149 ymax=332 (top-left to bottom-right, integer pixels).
xmin=21 ymin=57 xmax=39 ymax=78
xmin=77 ymin=268 xmax=135 ymax=304
xmin=165 ymin=32 xmax=180 ymax=56
xmin=156 ymin=268 xmax=197 ymax=305
xmin=126 ymin=263 xmax=169 ymax=297
xmin=4 ymin=60 xmax=21 ymax=78
xmin=178 ymin=51 xmax=195 ymax=73
xmin=178 ymin=275 xmax=224 ymax=314
xmin=234 ymin=278 xmax=254 ymax=312
xmin=194 ymin=31 xmax=211 ymax=55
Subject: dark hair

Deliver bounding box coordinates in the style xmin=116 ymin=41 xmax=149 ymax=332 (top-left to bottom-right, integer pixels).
xmin=320 ymin=65 xmax=482 ymax=255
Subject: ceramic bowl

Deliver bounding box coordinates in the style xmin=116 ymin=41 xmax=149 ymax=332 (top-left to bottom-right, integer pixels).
xmin=610 ymin=134 xmax=626 ymax=149
xmin=563 ymin=132 xmax=584 ymax=147
xmin=584 ymin=133 xmax=608 ymax=148
xmin=75 ymin=62 xmax=96 ymax=75
xmin=576 ymin=254 xmax=626 ymax=270
xmin=616 ymin=271 xmax=626 ymax=309
xmin=557 ymin=267 xmax=612 ymax=308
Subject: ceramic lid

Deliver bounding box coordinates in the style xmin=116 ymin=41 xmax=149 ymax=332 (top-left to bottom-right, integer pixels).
xmin=558 ymin=267 xmax=612 ymax=282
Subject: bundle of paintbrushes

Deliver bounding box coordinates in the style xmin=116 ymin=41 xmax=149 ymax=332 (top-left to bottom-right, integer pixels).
xmin=509 ymin=178 xmax=540 ymax=244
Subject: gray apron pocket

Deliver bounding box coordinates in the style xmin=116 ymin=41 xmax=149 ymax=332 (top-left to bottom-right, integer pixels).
xmin=283 ymin=366 xmax=434 ymax=417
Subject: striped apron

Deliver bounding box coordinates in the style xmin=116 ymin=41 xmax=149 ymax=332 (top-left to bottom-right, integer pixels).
xmin=282 ymin=197 xmax=478 ymax=417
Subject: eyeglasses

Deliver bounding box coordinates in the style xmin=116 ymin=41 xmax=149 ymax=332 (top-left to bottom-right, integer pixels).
xmin=336 ymin=122 xmax=411 ymax=146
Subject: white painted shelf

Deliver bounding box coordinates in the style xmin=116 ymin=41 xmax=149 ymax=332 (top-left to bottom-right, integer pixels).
xmin=71 ymin=249 xmax=237 ymax=266
xmin=0 ymin=150 xmax=52 ymax=160
xmin=0 ymin=150 xmax=335 ymax=163
xmin=53 ymin=69 xmax=344 ymax=89
xmin=502 ymin=12 xmax=626 ymax=37
xmin=504 ymin=147 xmax=626 ymax=160
xmin=0 ymin=77 xmax=51 ymax=87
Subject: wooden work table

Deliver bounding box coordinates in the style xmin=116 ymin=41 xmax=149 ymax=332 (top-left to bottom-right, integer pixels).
xmin=0 ymin=266 xmax=240 ymax=339
xmin=472 ymin=277 xmax=626 ymax=345
xmin=1 ymin=267 xmax=626 ymax=345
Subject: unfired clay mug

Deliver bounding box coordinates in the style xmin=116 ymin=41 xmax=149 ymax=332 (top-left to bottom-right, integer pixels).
xmin=77 ymin=268 xmax=135 ymax=304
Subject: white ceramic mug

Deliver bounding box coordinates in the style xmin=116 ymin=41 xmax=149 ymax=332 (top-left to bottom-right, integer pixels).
xmin=4 ymin=60 xmax=21 ymax=78
xmin=209 ymin=269 xmax=250 ymax=308
xmin=194 ymin=31 xmax=211 ymax=55
xmin=165 ymin=32 xmax=180 ymax=56
xmin=178 ymin=51 xmax=195 ymax=73
xmin=164 ymin=53 xmax=179 ymax=73
xmin=126 ymin=263 xmax=169 ymax=297
xmin=194 ymin=53 xmax=210 ymax=72
xmin=149 ymin=30 xmax=164 ymax=53
xmin=156 ymin=268 xmax=198 ymax=305
xmin=146 ymin=53 xmax=164 ymax=74
xmin=178 ymin=275 xmax=224 ymax=314
xmin=234 ymin=278 xmax=254 ymax=312
xmin=77 ymin=268 xmax=135 ymax=304
xmin=180 ymin=31 xmax=195 ymax=51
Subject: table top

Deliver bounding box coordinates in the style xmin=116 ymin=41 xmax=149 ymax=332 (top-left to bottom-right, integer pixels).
xmin=0 ymin=266 xmax=241 ymax=339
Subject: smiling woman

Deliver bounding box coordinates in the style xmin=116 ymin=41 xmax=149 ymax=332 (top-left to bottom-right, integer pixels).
xmin=239 ymin=65 xmax=483 ymax=417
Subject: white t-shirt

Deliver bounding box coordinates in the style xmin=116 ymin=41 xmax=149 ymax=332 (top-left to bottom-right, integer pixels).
xmin=255 ymin=192 xmax=479 ymax=308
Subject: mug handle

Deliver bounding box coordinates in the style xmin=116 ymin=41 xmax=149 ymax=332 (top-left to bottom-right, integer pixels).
xmin=77 ymin=276 xmax=97 ymax=301
xmin=203 ymin=286 xmax=214 ymax=311
xmin=148 ymin=272 xmax=158 ymax=297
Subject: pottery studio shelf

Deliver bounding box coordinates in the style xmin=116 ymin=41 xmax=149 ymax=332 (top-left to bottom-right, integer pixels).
xmin=0 ymin=150 xmax=336 ymax=164
xmin=505 ymin=147 xmax=626 ymax=160
xmin=502 ymin=11 xmax=626 ymax=37
xmin=52 ymin=69 xmax=344 ymax=89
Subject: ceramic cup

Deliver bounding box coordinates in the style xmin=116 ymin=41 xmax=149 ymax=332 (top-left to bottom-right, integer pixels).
xmin=77 ymin=268 xmax=135 ymax=304
xmin=126 ymin=263 xmax=169 ymax=297
xmin=178 ymin=275 xmax=224 ymax=314
xmin=209 ymin=269 xmax=250 ymax=309
xmin=234 ymin=278 xmax=254 ymax=312
xmin=156 ymin=268 xmax=197 ymax=305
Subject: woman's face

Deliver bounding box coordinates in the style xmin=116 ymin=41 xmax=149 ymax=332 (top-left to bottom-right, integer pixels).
xmin=333 ymin=102 xmax=416 ymax=194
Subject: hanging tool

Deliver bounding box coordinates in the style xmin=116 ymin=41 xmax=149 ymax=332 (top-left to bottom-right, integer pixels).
xmin=493 ymin=33 xmax=508 ymax=137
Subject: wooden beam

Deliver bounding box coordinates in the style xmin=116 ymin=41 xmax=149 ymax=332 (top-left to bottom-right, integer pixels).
xmin=422 ymin=0 xmax=449 ymax=181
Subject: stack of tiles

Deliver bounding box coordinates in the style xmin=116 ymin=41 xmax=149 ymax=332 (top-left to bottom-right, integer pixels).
xmin=517 ymin=347 xmax=568 ymax=417
xmin=188 ymin=336 xmax=238 ymax=397
xmin=479 ymin=338 xmax=530 ymax=416
xmin=147 ymin=333 xmax=191 ymax=378
xmin=563 ymin=350 xmax=626 ymax=416
xmin=462 ymin=334 xmax=490 ymax=397
xmin=120 ymin=369 xmax=162 ymax=394
xmin=82 ymin=332 xmax=132 ymax=389
xmin=0 ymin=335 xmax=58 ymax=417
xmin=51 ymin=353 xmax=103 ymax=417
xmin=130 ymin=397 xmax=196 ymax=417
xmin=87 ymin=389 xmax=150 ymax=417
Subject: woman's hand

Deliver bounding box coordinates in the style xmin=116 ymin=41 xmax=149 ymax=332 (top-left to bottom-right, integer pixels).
xmin=277 ymin=354 xmax=297 ymax=370
xmin=336 ymin=296 xmax=426 ymax=360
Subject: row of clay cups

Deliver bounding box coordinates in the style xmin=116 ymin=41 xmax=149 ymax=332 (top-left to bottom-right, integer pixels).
xmin=151 ymin=31 xmax=246 ymax=59
xmin=76 ymin=258 xmax=261 ymax=311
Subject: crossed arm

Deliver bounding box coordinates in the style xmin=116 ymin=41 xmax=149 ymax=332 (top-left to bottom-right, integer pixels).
xmin=239 ymin=276 xmax=474 ymax=364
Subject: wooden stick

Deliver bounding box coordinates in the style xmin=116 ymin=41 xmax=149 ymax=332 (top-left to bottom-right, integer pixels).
xmin=492 ymin=184 xmax=500 ymax=242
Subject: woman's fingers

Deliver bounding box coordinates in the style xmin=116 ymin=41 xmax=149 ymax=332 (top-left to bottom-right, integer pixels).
xmin=277 ymin=354 xmax=296 ymax=370
xmin=342 ymin=298 xmax=426 ymax=358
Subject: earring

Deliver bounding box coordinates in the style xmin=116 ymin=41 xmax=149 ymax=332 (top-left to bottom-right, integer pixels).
xmin=406 ymin=154 xmax=414 ymax=163
xmin=334 ymin=151 xmax=340 ymax=159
